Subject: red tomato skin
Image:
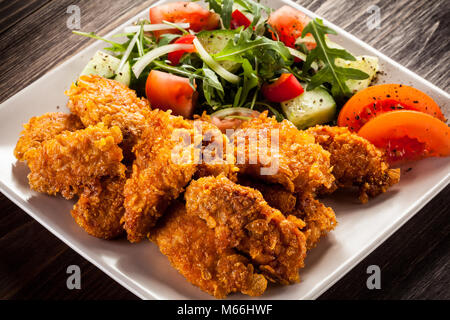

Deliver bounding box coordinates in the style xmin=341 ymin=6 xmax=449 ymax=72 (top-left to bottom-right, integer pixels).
xmin=168 ymin=35 xmax=196 ymax=66
xmin=230 ymin=9 xmax=251 ymax=29
xmin=150 ymin=2 xmax=219 ymax=38
xmin=268 ymin=5 xmax=315 ymax=50
xmin=262 ymin=74 xmax=304 ymax=103
xmin=146 ymin=70 xmax=197 ymax=118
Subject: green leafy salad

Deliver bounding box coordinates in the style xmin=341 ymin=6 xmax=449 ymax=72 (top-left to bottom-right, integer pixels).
xmin=74 ymin=0 xmax=379 ymax=129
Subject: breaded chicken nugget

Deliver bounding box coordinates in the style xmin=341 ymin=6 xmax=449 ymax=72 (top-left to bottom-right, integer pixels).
xmin=233 ymin=112 xmax=334 ymax=193
xmin=185 ymin=175 xmax=307 ymax=284
xmin=15 ymin=113 xmax=83 ymax=161
xmin=306 ymin=125 xmax=400 ymax=203
xmin=65 ymin=75 xmax=151 ymax=158
xmin=25 ymin=123 xmax=126 ymax=199
xmin=71 ymin=176 xmax=126 ymax=239
xmin=153 ymin=202 xmax=267 ymax=299
xmin=123 ymin=110 xmax=198 ymax=242
xmin=239 ymin=179 xmax=336 ymax=250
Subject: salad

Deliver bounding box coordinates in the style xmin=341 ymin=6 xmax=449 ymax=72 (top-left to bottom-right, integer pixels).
xmin=75 ymin=0 xmax=449 ymax=164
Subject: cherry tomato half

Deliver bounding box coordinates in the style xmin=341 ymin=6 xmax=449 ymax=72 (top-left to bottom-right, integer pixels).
xmin=149 ymin=2 xmax=220 ymax=38
xmin=146 ymin=70 xmax=197 ymax=118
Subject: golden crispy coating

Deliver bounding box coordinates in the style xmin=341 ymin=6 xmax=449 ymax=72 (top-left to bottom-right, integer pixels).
xmin=25 ymin=123 xmax=126 ymax=199
xmin=123 ymin=110 xmax=198 ymax=243
xmin=192 ymin=120 xmax=238 ymax=181
xmin=65 ymin=75 xmax=151 ymax=158
xmin=239 ymin=179 xmax=335 ymax=250
xmin=14 ymin=113 xmax=83 ymax=161
xmin=238 ymin=178 xmax=297 ymax=214
xmin=153 ymin=202 xmax=267 ymax=299
xmin=306 ymin=126 xmax=400 ymax=203
xmin=234 ymin=112 xmax=334 ymax=193
xmin=71 ymin=176 xmax=126 ymax=239
xmin=292 ymin=193 xmax=337 ymax=250
xmin=185 ymin=175 xmax=307 ymax=284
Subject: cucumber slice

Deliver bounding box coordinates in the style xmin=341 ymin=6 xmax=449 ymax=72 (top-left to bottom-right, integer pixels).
xmin=336 ymin=55 xmax=379 ymax=94
xmin=114 ymin=61 xmax=131 ymax=86
xmin=316 ymin=40 xmax=379 ymax=94
xmin=196 ymin=30 xmax=240 ymax=72
xmin=281 ymin=86 xmax=336 ymax=129
xmin=80 ymin=51 xmax=131 ymax=86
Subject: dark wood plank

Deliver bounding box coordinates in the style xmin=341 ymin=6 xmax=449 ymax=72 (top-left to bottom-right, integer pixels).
xmin=0 ymin=0 xmax=152 ymax=103
xmin=0 ymin=0 xmax=51 ymax=34
xmin=0 ymin=0 xmax=448 ymax=300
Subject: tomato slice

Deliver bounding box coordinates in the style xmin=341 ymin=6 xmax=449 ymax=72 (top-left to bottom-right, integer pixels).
xmin=268 ymin=5 xmax=315 ymax=50
xmin=231 ymin=9 xmax=251 ymax=29
xmin=149 ymin=2 xmax=220 ymax=38
xmin=262 ymin=74 xmax=304 ymax=103
xmin=146 ymin=70 xmax=197 ymax=118
xmin=167 ymin=34 xmax=196 ymax=66
xmin=358 ymin=110 xmax=450 ymax=164
xmin=338 ymin=84 xmax=446 ymax=132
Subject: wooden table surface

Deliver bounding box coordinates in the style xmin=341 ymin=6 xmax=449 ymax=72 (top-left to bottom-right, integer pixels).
xmin=0 ymin=0 xmax=448 ymax=300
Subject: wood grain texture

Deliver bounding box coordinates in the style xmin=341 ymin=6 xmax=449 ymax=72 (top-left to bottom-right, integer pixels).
xmin=0 ymin=0 xmax=448 ymax=300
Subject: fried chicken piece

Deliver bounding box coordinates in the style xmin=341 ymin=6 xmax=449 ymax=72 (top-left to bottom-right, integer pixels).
xmin=14 ymin=113 xmax=83 ymax=161
xmin=25 ymin=123 xmax=126 ymax=199
xmin=65 ymin=75 xmax=151 ymax=159
xmin=123 ymin=110 xmax=198 ymax=242
xmin=192 ymin=120 xmax=238 ymax=181
xmin=292 ymin=193 xmax=337 ymax=250
xmin=153 ymin=202 xmax=267 ymax=299
xmin=238 ymin=178 xmax=297 ymax=214
xmin=233 ymin=112 xmax=334 ymax=193
xmin=71 ymin=176 xmax=126 ymax=239
xmin=185 ymin=175 xmax=307 ymax=284
xmin=306 ymin=126 xmax=401 ymax=203
xmin=239 ymin=179 xmax=336 ymax=250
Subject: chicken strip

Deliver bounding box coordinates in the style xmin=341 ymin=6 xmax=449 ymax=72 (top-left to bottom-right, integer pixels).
xmin=185 ymin=175 xmax=307 ymax=284
xmin=233 ymin=112 xmax=334 ymax=193
xmin=71 ymin=176 xmax=126 ymax=239
xmin=14 ymin=113 xmax=83 ymax=161
xmin=24 ymin=123 xmax=126 ymax=199
xmin=239 ymin=179 xmax=336 ymax=250
xmin=123 ymin=110 xmax=198 ymax=242
xmin=306 ymin=125 xmax=401 ymax=203
xmin=292 ymin=193 xmax=337 ymax=250
xmin=153 ymin=201 xmax=267 ymax=299
xmin=65 ymin=75 xmax=151 ymax=159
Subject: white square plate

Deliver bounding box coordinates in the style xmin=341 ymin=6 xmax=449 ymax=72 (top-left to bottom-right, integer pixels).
xmin=0 ymin=0 xmax=448 ymax=300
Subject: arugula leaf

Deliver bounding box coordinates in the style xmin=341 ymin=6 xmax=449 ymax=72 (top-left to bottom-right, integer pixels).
xmin=238 ymin=59 xmax=259 ymax=107
xmin=213 ymin=28 xmax=293 ymax=79
xmin=204 ymin=0 xmax=234 ymax=28
xmin=301 ymin=19 xmax=369 ymax=101
xmin=234 ymin=0 xmax=272 ymax=27
xmin=221 ymin=0 xmax=235 ymax=29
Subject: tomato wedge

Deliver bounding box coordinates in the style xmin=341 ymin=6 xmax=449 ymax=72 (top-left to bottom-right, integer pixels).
xmin=149 ymin=2 xmax=220 ymax=38
xmin=338 ymin=84 xmax=446 ymax=132
xmin=146 ymin=70 xmax=197 ymax=118
xmin=231 ymin=9 xmax=251 ymax=29
xmin=262 ymin=74 xmax=304 ymax=103
xmin=268 ymin=6 xmax=315 ymax=50
xmin=358 ymin=110 xmax=450 ymax=164
xmin=168 ymin=34 xmax=196 ymax=65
